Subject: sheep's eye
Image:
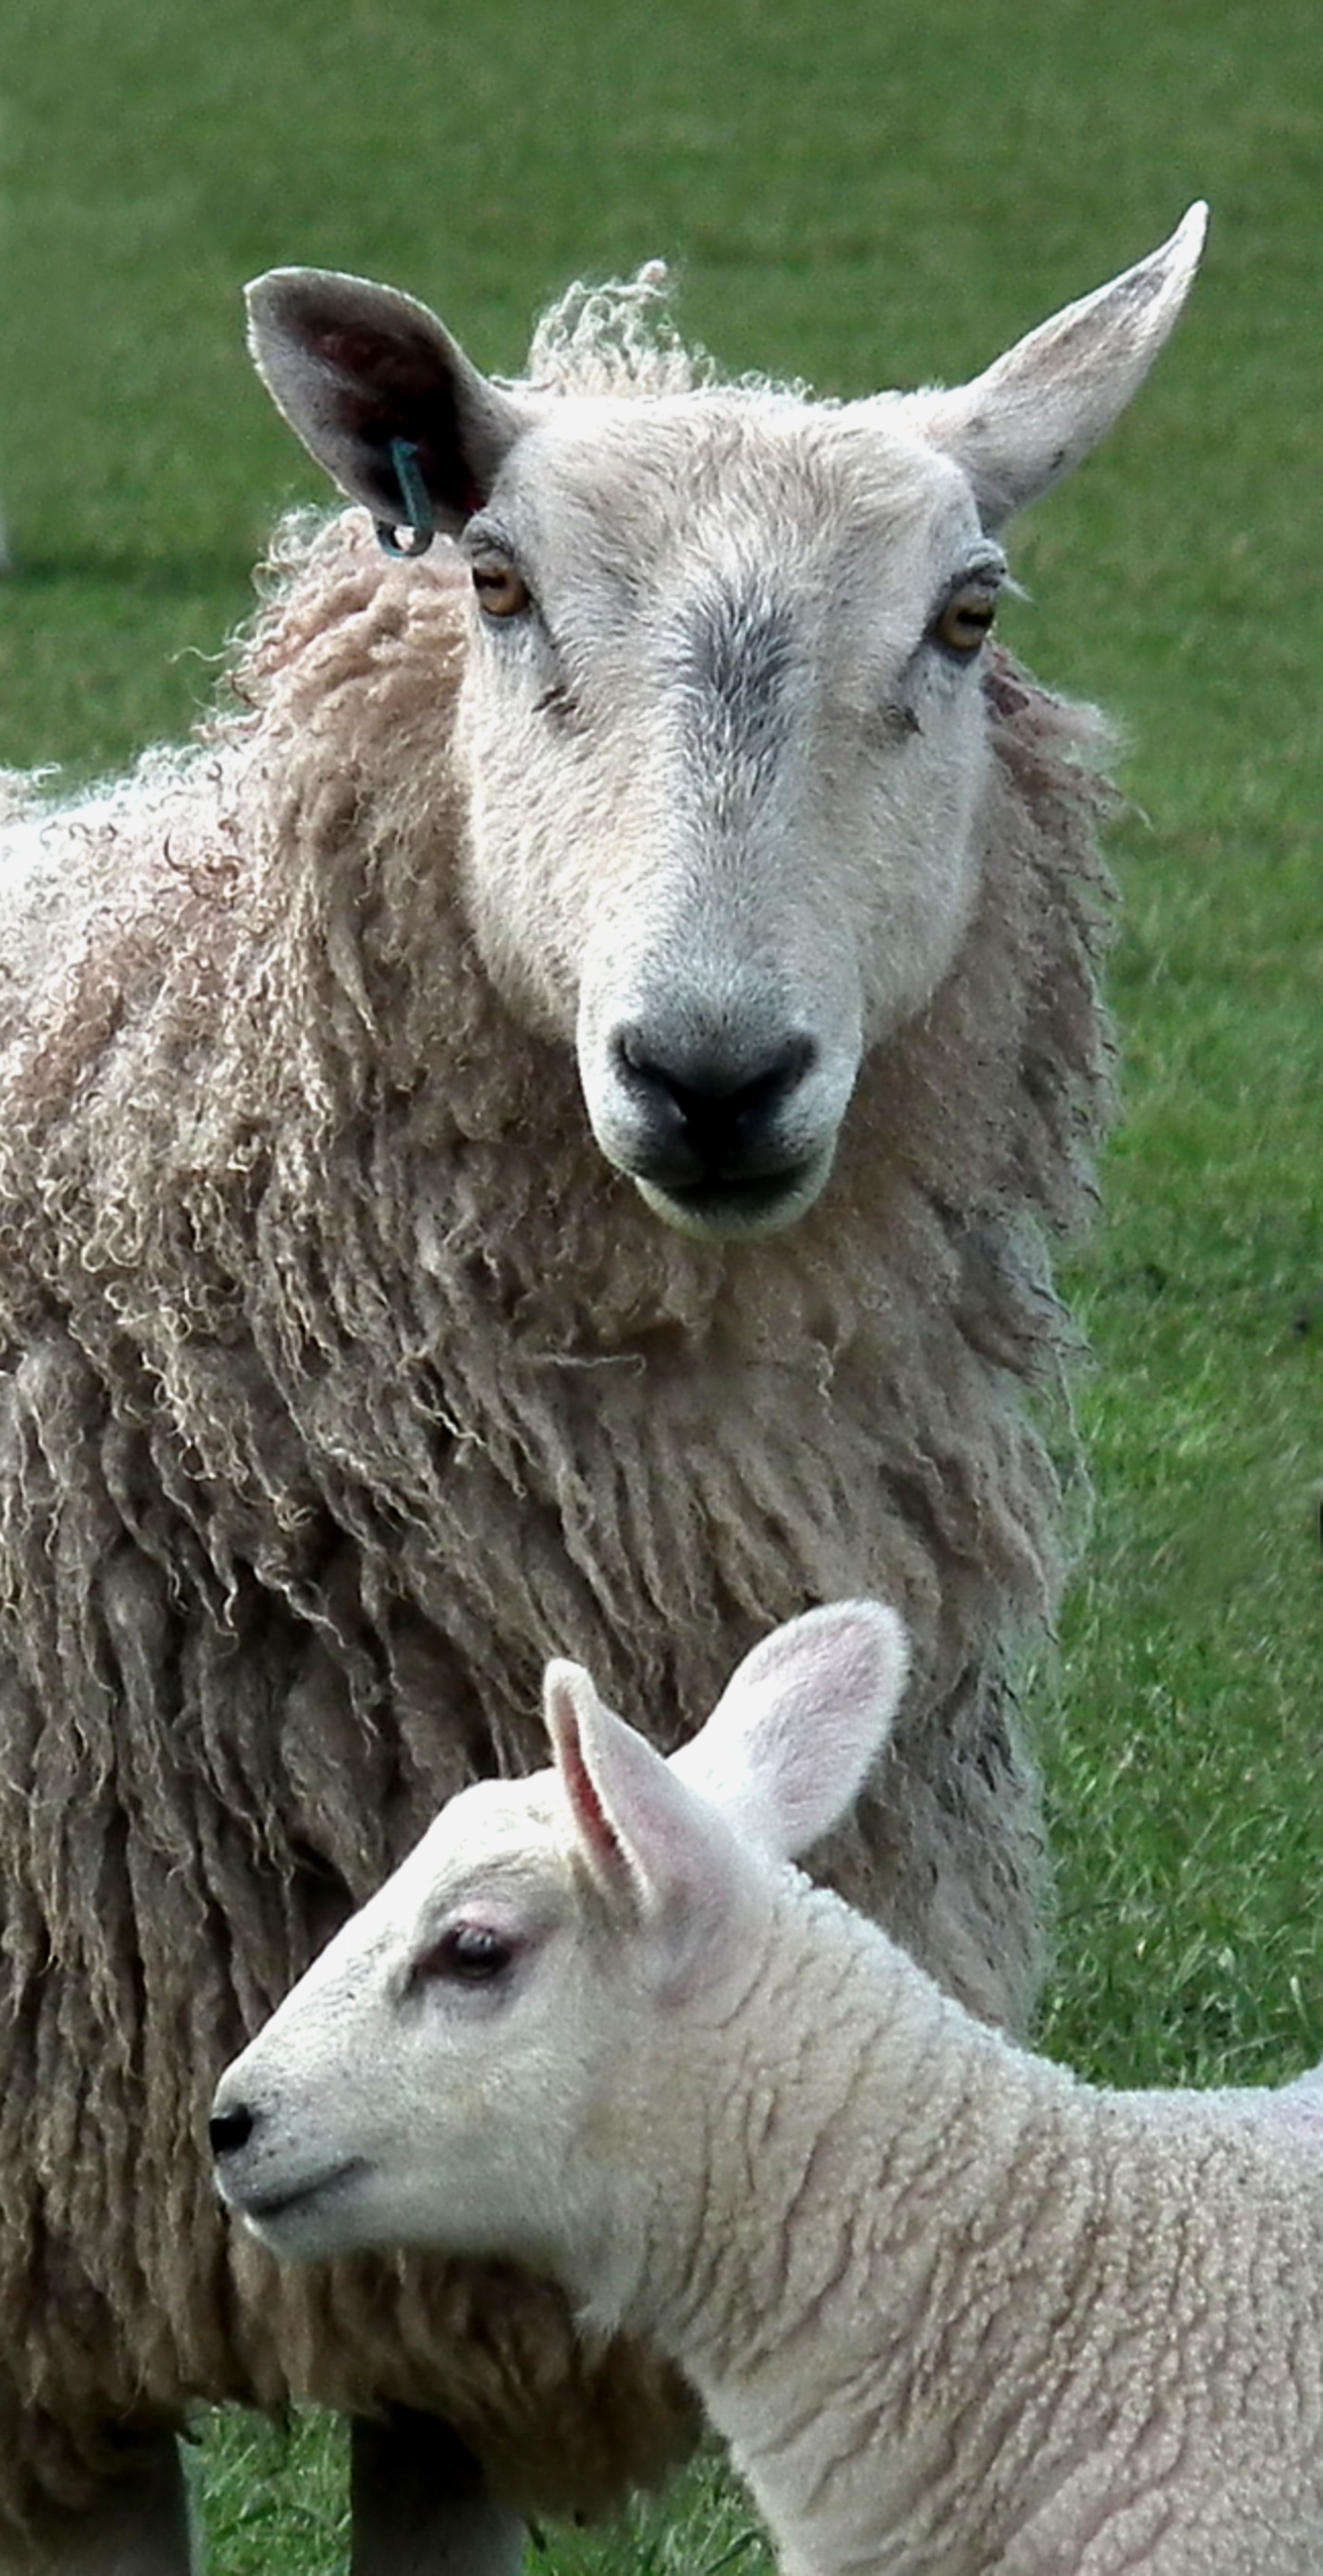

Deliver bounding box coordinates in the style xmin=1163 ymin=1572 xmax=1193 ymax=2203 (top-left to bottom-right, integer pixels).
xmin=471 ymin=560 xmax=530 ymax=620
xmin=930 ymin=582 xmax=998 ymax=660
xmin=413 ymin=1923 xmax=515 ymax=1986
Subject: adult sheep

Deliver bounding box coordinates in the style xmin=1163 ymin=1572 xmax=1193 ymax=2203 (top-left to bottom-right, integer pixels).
xmin=0 ymin=207 xmax=1204 ymax=2571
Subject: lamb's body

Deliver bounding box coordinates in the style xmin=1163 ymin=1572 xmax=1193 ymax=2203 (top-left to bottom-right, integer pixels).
xmin=657 ymin=1900 xmax=1323 ymax=2575
xmin=215 ymin=1603 xmax=1323 ymax=2576
xmin=0 ymin=211 xmax=1205 ymax=2557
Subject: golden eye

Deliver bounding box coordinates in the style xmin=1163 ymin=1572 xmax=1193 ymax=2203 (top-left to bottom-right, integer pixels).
xmin=472 ymin=559 xmax=530 ymax=620
xmin=931 ymin=583 xmax=998 ymax=659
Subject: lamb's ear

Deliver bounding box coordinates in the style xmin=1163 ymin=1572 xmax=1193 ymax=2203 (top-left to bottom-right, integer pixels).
xmin=670 ymin=1601 xmax=909 ymax=1863
xmin=245 ymin=268 xmax=529 ymax=537
xmin=909 ymin=201 xmax=1207 ymax=526
xmin=544 ymin=1660 xmax=739 ymax=1996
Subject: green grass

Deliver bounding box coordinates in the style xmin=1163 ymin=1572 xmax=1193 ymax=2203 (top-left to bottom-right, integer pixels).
xmin=3 ymin=0 xmax=1321 ymax=2564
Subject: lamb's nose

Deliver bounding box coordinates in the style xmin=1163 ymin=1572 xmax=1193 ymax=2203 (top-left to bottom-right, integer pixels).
xmin=209 ymin=2102 xmax=256 ymax=2160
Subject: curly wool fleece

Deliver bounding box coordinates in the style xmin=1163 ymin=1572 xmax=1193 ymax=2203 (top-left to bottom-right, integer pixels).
xmin=0 ymin=289 xmax=1114 ymax=2518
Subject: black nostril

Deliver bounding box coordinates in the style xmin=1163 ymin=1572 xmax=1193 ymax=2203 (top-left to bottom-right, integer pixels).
xmin=616 ymin=1028 xmax=817 ymax=1139
xmin=610 ymin=1024 xmax=819 ymax=1187
xmin=209 ymin=2103 xmax=256 ymax=2160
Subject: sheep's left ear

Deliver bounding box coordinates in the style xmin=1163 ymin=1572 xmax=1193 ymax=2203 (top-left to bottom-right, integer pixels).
xmin=907 ymin=200 xmax=1207 ymax=526
xmin=245 ymin=267 xmax=531 ymax=538
xmin=544 ymin=1662 xmax=739 ymax=1999
xmin=670 ymin=1600 xmax=909 ymax=1863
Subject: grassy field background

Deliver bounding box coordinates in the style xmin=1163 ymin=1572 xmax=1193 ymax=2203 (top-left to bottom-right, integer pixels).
xmin=3 ymin=1 xmax=1320 ymax=2566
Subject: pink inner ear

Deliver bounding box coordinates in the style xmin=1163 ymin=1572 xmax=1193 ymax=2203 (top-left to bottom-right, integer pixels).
xmin=559 ymin=1720 xmax=629 ymax=1882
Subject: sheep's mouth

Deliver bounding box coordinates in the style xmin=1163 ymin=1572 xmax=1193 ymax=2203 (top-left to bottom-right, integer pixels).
xmin=234 ymin=2156 xmax=370 ymax=2238
xmin=636 ymin=1151 xmax=832 ymax=1241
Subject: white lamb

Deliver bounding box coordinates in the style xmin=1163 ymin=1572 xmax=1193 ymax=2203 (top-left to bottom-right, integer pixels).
xmin=213 ymin=1605 xmax=1323 ymax=2575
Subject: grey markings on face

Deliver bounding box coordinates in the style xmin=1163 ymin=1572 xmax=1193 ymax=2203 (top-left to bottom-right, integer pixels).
xmin=675 ymin=583 xmax=796 ymax=789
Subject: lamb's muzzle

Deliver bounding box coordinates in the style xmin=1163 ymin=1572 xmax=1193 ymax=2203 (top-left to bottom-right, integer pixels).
xmin=213 ymin=2089 xmax=376 ymax=2249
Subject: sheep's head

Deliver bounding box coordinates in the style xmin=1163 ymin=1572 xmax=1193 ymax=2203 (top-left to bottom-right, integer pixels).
xmin=247 ymin=211 xmax=1205 ymax=1242
xmin=211 ymin=1600 xmax=908 ymax=2290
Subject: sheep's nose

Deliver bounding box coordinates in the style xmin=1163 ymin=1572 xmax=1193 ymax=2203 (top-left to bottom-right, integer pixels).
xmin=613 ymin=1025 xmax=817 ymax=1183
xmin=209 ymin=2102 xmax=256 ymax=2160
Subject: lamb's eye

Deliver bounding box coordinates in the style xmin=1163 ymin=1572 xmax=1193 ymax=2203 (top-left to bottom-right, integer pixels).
xmin=931 ymin=583 xmax=998 ymax=659
xmin=413 ymin=1923 xmax=515 ymax=1986
xmin=471 ymin=560 xmax=530 ymax=620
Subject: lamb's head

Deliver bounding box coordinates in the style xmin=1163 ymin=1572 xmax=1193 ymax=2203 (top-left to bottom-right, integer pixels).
xmin=211 ymin=1599 xmax=908 ymax=2294
xmin=247 ymin=207 xmax=1204 ymax=1238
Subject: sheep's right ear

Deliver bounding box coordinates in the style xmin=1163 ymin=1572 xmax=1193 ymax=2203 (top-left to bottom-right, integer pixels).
xmin=909 ymin=202 xmax=1207 ymax=526
xmin=245 ymin=268 xmax=529 ymax=537
xmin=670 ymin=1601 xmax=909 ymax=1863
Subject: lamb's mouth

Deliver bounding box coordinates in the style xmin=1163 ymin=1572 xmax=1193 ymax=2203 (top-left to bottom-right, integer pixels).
xmin=233 ymin=2156 xmax=370 ymax=2238
xmin=635 ymin=1149 xmax=832 ymax=1241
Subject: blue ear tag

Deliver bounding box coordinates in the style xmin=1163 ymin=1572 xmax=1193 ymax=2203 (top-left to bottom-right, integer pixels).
xmin=376 ymin=438 xmax=436 ymax=558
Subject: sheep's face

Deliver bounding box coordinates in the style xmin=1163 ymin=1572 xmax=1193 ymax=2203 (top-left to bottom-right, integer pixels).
xmin=451 ymin=400 xmax=999 ymax=1242
xmin=212 ymin=1601 xmax=910 ymax=2293
xmin=246 ymin=205 xmax=1205 ymax=1242
xmin=211 ymin=1750 xmax=800 ymax=2291
xmin=212 ymin=1773 xmax=664 ymax=2275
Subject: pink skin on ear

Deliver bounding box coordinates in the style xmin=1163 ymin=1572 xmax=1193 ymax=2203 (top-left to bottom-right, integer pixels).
xmin=672 ymin=1601 xmax=909 ymax=1864
xmin=542 ymin=1662 xmax=747 ymax=1999
xmin=544 ymin=1663 xmax=635 ymax=1895
xmin=544 ymin=1605 xmax=910 ymax=1925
